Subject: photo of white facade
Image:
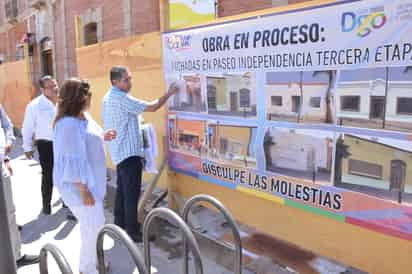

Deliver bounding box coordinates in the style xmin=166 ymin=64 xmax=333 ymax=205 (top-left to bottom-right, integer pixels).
xmin=207 ymin=72 xmax=257 ymax=118
xmin=336 ymin=67 xmax=412 ymax=132
xmin=265 ymin=71 xmax=333 ymax=124
xmin=169 ymin=74 xmax=206 ymax=112
xmin=263 ymin=127 xmax=334 ymax=185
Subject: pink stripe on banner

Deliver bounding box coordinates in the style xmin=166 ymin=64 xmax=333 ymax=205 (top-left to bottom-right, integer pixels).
xmin=346 ymin=217 xmax=412 ymax=241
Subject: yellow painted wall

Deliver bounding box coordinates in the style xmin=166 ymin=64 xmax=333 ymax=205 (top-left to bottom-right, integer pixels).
xmin=0 ymin=60 xmax=34 ymax=127
xmin=170 ymin=174 xmax=412 ymax=274
xmin=342 ymin=135 xmax=412 ymax=189
xmin=74 ymin=1 xmax=412 ymax=273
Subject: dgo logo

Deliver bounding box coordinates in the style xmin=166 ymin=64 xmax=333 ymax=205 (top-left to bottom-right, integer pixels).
xmin=165 ymin=35 xmax=192 ymax=51
xmin=341 ymin=10 xmax=387 ymax=37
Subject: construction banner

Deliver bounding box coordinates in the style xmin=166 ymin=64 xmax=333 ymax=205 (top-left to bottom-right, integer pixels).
xmin=162 ymin=0 xmax=412 ymax=241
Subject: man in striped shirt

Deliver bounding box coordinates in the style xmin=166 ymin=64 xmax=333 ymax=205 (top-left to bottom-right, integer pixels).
xmin=103 ymin=66 xmax=178 ymax=242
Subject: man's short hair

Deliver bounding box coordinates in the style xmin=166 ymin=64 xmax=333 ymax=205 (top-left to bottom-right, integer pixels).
xmin=110 ymin=66 xmax=128 ymax=84
xmin=39 ymin=75 xmax=54 ymax=88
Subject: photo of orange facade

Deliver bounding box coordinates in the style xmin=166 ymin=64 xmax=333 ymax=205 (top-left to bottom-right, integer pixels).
xmin=207 ymin=123 xmax=257 ymax=168
xmin=168 ymin=115 xmax=207 ymax=157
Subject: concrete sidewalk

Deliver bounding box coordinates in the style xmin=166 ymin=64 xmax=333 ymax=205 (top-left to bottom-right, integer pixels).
xmin=10 ymin=137 xmax=232 ymax=274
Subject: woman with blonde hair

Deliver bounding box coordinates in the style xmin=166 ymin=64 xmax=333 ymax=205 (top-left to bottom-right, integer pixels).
xmin=53 ymin=78 xmax=116 ymax=274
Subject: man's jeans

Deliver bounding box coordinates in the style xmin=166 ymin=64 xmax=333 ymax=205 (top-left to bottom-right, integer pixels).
xmin=114 ymin=156 xmax=144 ymax=241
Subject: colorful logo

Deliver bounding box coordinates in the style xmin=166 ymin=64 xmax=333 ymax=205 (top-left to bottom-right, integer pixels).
xmin=341 ymin=9 xmax=387 ymax=37
xmin=165 ymin=35 xmax=192 ymax=51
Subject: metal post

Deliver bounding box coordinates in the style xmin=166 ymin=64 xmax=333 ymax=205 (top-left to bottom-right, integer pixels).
xmin=182 ymin=194 xmax=243 ymax=274
xmin=39 ymin=243 xmax=73 ymax=274
xmin=96 ymin=224 xmax=148 ymax=274
xmin=143 ymin=207 xmax=203 ymax=274
xmin=137 ymin=159 xmax=167 ymax=223
xmin=0 ymin=163 xmax=17 ymax=274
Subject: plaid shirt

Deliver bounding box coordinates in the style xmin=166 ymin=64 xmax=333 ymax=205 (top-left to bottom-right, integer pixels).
xmin=102 ymin=86 xmax=148 ymax=165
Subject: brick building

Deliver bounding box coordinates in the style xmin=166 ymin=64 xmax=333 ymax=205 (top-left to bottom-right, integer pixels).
xmin=0 ymin=0 xmax=311 ymax=85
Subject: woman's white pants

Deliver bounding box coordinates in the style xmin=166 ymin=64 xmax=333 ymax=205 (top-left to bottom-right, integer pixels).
xmin=69 ymin=201 xmax=105 ymax=274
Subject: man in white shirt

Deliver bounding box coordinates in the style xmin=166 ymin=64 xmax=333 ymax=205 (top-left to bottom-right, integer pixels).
xmin=22 ymin=75 xmax=58 ymax=215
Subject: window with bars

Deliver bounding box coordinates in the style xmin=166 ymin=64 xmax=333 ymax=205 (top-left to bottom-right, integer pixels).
xmin=271 ymin=96 xmax=282 ymax=106
xmin=239 ymin=88 xmax=250 ymax=108
xmin=341 ymin=96 xmax=360 ymax=112
xmin=310 ymin=97 xmax=321 ymax=108
xmin=207 ymin=84 xmax=217 ymax=110
xmin=84 ymin=22 xmax=98 ymax=46
xmin=348 ymin=159 xmax=383 ymax=179
xmin=397 ymin=97 xmax=412 ymax=115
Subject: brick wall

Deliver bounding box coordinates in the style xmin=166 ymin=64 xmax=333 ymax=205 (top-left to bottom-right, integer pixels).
xmin=0 ymin=0 xmax=28 ymax=62
xmin=1 ymin=0 xmax=320 ymax=83
xmin=0 ymin=0 xmax=5 ymax=26
xmin=218 ymin=0 xmax=315 ymax=17
xmin=131 ymin=0 xmax=160 ymax=34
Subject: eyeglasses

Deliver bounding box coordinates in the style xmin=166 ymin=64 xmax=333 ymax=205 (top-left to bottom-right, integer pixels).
xmin=121 ymin=77 xmax=131 ymax=83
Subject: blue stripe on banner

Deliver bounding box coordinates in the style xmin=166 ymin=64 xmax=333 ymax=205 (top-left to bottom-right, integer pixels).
xmin=198 ymin=174 xmax=238 ymax=190
xmin=175 ymin=112 xmax=259 ymax=127
xmin=170 ymin=165 xmax=238 ymax=190
xmin=173 ymin=111 xmax=411 ymax=141
xmin=264 ymin=120 xmax=411 ymax=141
xmin=169 ymin=166 xmax=200 ymax=178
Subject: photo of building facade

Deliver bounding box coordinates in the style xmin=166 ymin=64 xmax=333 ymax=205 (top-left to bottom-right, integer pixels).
xmin=335 ymin=134 xmax=412 ymax=204
xmin=265 ymin=71 xmax=334 ymax=124
xmin=207 ymin=72 xmax=257 ymax=118
xmin=168 ymin=116 xmax=207 ymax=157
xmin=263 ymin=127 xmax=334 ymax=185
xmin=336 ymin=67 xmax=412 ymax=132
xmin=207 ymin=123 xmax=257 ymax=168
xmin=169 ymin=74 xmax=206 ymax=112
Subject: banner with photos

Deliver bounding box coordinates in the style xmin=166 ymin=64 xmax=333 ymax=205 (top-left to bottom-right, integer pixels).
xmin=163 ymin=0 xmax=412 ymax=240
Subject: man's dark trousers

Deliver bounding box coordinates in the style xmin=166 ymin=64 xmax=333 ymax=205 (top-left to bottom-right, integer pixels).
xmin=115 ymin=156 xmax=143 ymax=241
xmin=36 ymin=140 xmax=53 ymax=214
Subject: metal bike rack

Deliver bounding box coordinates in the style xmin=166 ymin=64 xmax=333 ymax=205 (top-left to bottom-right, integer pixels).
xmin=182 ymin=195 xmax=243 ymax=274
xmin=96 ymin=224 xmax=148 ymax=274
xmin=39 ymin=243 xmax=73 ymax=274
xmin=143 ymin=207 xmax=204 ymax=274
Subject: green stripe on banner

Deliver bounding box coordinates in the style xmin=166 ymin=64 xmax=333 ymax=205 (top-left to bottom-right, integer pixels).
xmin=285 ymin=200 xmax=345 ymax=222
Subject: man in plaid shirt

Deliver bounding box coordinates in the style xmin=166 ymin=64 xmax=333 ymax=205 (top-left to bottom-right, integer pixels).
xmin=103 ymin=66 xmax=178 ymax=242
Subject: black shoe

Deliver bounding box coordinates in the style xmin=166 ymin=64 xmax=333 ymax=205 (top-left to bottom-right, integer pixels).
xmin=16 ymin=254 xmax=40 ymax=268
xmin=132 ymin=234 xmax=143 ymax=243
xmin=66 ymin=212 xmax=77 ymax=221
xmin=42 ymin=206 xmax=51 ymax=215
xmin=133 ymin=234 xmax=156 ymax=243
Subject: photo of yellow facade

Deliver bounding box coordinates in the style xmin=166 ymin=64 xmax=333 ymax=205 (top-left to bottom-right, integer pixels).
xmin=336 ymin=67 xmax=412 ymax=132
xmin=335 ymin=134 xmax=412 ymax=203
xmin=207 ymin=72 xmax=257 ymax=118
xmin=207 ymin=123 xmax=257 ymax=168
xmin=169 ymin=74 xmax=206 ymax=112
xmin=263 ymin=127 xmax=334 ymax=185
xmin=265 ymin=71 xmax=334 ymax=124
